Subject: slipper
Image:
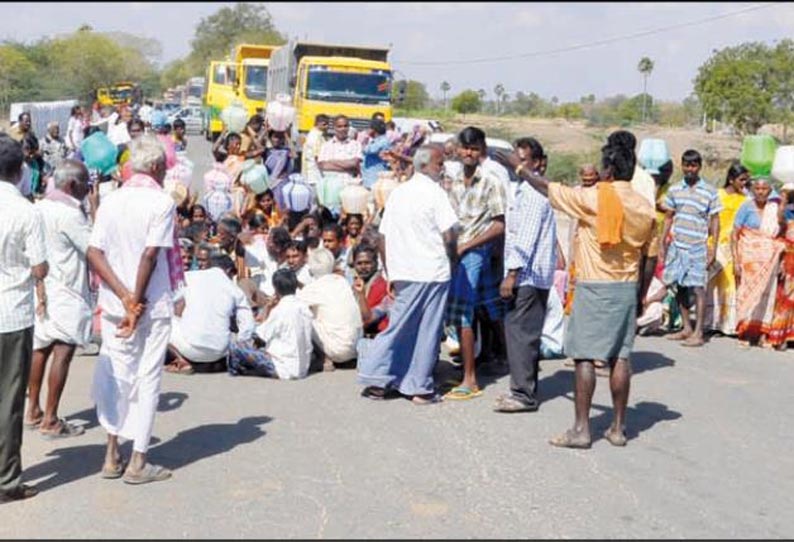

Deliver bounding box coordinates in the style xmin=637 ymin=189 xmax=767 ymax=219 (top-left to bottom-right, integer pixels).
xmin=411 ymin=393 xmax=442 ymax=405
xmin=24 ymin=418 xmax=43 ymax=431
xmin=361 ymin=386 xmax=386 ymax=401
xmin=122 ymin=463 xmax=172 ymax=485
xmin=604 ymin=428 xmax=628 ymax=447
xmin=101 ymin=459 xmax=127 ymax=480
xmin=40 ymin=419 xmax=85 ymax=440
xmin=549 ymin=429 xmax=591 ymax=449
xmin=443 ymin=386 xmax=483 ymax=401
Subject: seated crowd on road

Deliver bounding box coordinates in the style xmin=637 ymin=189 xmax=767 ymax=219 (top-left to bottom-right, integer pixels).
xmin=3 ymin=97 xmax=794 ymax=493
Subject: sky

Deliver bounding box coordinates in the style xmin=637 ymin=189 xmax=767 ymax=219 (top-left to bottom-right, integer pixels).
xmin=2 ymin=2 xmax=793 ymax=103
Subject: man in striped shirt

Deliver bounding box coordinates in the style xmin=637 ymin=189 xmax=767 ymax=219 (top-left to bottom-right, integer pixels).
xmin=659 ymin=149 xmax=721 ymax=348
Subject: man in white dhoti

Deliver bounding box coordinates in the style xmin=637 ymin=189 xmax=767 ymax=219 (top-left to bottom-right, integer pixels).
xmin=26 ymin=161 xmax=94 ymax=439
xmin=87 ymin=135 xmax=179 ymax=484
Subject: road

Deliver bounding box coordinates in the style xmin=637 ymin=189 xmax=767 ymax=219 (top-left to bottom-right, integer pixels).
xmin=3 ymin=333 xmax=794 ymax=538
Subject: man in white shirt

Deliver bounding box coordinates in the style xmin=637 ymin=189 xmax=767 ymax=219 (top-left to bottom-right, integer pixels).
xmin=228 ymin=268 xmax=314 ymax=380
xmin=357 ymin=145 xmax=459 ymax=404
xmin=0 ymin=134 xmax=48 ymax=503
xmin=317 ymin=115 xmax=362 ymax=215
xmin=66 ymin=105 xmax=85 ymax=155
xmin=297 ymin=247 xmax=363 ymax=371
xmin=167 ymin=254 xmax=254 ymax=374
xmin=26 ymin=161 xmax=93 ymax=439
xmin=87 ymin=135 xmax=177 ymax=485
xmin=301 ymin=114 xmax=329 ymax=187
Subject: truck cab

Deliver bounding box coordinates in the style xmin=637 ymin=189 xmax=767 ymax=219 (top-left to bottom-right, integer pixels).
xmin=204 ymin=60 xmax=238 ymax=141
xmin=234 ymin=44 xmax=278 ymax=119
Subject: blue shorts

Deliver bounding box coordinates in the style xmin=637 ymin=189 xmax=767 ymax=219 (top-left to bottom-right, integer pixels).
xmin=445 ymin=244 xmax=505 ymax=329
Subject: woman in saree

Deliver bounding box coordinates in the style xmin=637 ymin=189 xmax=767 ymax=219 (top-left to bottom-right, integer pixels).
xmin=767 ymin=184 xmax=794 ymax=350
xmin=732 ymin=177 xmax=785 ymax=348
xmin=707 ymin=162 xmax=750 ymax=335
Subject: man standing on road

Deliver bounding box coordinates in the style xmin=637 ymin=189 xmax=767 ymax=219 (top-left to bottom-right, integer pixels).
xmin=358 ymin=145 xmax=459 ymax=404
xmin=444 ymin=127 xmax=506 ymax=401
xmin=660 ymin=149 xmax=721 ymax=348
xmin=0 ymin=134 xmax=48 ymax=503
xmin=318 ymin=115 xmax=362 ymax=216
xmin=495 ymin=129 xmax=655 ymax=448
xmin=494 ymin=159 xmax=557 ymax=413
xmin=302 ymin=114 xmax=329 ymax=186
xmin=87 ymin=135 xmax=179 ymax=485
xmin=26 ymin=160 xmax=95 ymax=439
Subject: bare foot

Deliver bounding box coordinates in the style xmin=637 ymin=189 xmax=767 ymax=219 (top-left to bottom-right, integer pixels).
xmin=604 ymin=426 xmax=628 ymax=447
xmin=681 ymin=335 xmax=705 ymax=347
xmin=667 ymin=330 xmax=692 ymax=341
xmin=549 ymin=429 xmax=591 ymax=449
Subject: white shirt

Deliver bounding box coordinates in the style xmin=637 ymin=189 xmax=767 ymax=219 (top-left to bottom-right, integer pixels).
xmin=318 ymin=137 xmax=363 ymax=185
xmin=297 ymin=274 xmax=362 ymax=362
xmin=244 ymin=239 xmax=283 ymax=297
xmin=295 ymin=265 xmax=314 ymax=287
xmin=66 ymin=116 xmax=84 ymax=151
xmin=482 ymin=156 xmax=515 ymax=206
xmin=0 ymin=181 xmax=47 ymax=332
xmin=172 ymin=268 xmax=254 ymax=356
xmin=631 ymin=165 xmax=657 ymax=209
xmin=107 ymin=119 xmax=131 ymax=147
xmin=89 ymin=186 xmax=175 ymax=319
xmin=380 ymin=172 xmax=459 ymax=283
xmin=33 ymin=197 xmax=92 ymax=339
xmin=302 ymin=128 xmax=325 ymax=186
xmin=257 ymin=294 xmax=313 ymax=379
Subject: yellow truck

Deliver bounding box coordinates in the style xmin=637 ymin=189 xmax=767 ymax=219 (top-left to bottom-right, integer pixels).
xmin=266 ymin=40 xmax=393 ymax=137
xmin=203 ymin=60 xmax=237 ymax=141
xmin=95 ymin=82 xmax=139 ymax=107
xmin=234 ymin=44 xmax=279 ymax=118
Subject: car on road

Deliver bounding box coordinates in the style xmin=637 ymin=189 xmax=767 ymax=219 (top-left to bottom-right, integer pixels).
xmin=168 ymin=105 xmax=205 ymax=135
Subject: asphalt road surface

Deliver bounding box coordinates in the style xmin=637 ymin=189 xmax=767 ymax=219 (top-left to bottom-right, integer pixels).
xmin=3 ymin=333 xmax=794 ymax=538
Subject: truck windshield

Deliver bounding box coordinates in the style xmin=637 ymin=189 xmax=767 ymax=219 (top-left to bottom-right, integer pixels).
xmin=244 ymin=66 xmax=267 ymax=100
xmin=188 ymin=85 xmax=202 ymax=99
xmin=110 ymin=87 xmax=133 ymax=101
xmin=306 ymin=69 xmax=392 ymax=105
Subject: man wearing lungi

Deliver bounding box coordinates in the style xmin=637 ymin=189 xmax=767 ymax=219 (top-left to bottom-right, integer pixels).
xmin=357 ymin=145 xmax=459 ymax=404
xmin=87 ymin=135 xmax=179 ymax=484
xmin=494 ymin=130 xmax=655 ymax=448
xmin=659 ymin=149 xmax=721 ymax=347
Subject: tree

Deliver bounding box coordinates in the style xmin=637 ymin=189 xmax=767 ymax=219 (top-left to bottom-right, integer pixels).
xmin=393 ymin=79 xmax=428 ymax=111
xmin=190 ymin=2 xmax=285 ymax=68
xmin=694 ymin=41 xmax=776 ymax=135
xmin=637 ymin=56 xmax=654 ymax=123
xmin=0 ymin=46 xmax=37 ymax=111
xmin=451 ymin=90 xmax=481 ymax=116
xmin=494 ymin=83 xmax=504 ymax=114
xmin=770 ymin=39 xmax=794 ymax=141
xmin=477 ymin=88 xmax=486 ymax=102
xmin=440 ymin=81 xmax=451 ymax=110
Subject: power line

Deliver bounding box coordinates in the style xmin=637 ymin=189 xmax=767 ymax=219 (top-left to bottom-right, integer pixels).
xmin=392 ymin=2 xmax=780 ymax=67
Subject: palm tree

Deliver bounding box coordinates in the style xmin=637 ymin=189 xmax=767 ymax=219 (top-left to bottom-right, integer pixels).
xmin=440 ymin=81 xmax=451 ymax=110
xmin=494 ymin=83 xmax=504 ymax=115
xmin=638 ymin=56 xmax=654 ymax=123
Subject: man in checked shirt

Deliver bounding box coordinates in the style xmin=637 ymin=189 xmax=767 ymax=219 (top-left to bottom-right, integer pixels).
xmin=493 ymin=146 xmax=558 ymax=413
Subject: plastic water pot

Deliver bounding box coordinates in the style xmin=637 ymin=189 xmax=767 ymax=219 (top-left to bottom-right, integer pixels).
xmin=317 ymin=174 xmax=346 ymax=209
xmin=637 ymin=139 xmax=670 ymax=174
xmin=741 ymin=135 xmax=777 ymax=177
xmin=80 ymin=132 xmax=118 ymax=175
xmin=221 ymin=100 xmax=249 ymax=133
xmin=265 ymin=101 xmax=296 ymax=132
xmin=240 ymin=160 xmax=270 ymax=194
xmin=203 ymin=163 xmax=232 ymax=193
xmin=282 ymin=175 xmax=313 ymax=212
xmin=340 ymin=184 xmax=370 ymax=215
xmin=372 ymin=173 xmax=399 ymax=210
xmin=772 ymin=146 xmax=794 ymax=184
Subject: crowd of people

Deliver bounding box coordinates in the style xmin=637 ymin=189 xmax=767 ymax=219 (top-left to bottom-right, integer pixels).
xmin=2 ymin=99 xmax=794 ymax=499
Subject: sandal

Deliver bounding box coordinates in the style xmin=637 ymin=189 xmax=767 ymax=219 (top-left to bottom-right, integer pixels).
xmin=122 ymin=463 xmax=172 ymax=485
xmin=40 ymin=419 xmax=85 ymax=440
xmin=443 ymin=385 xmax=483 ymax=401
xmin=101 ymin=459 xmax=127 ymax=480
xmin=549 ymin=429 xmax=591 ymax=449
xmin=411 ymin=393 xmax=442 ymax=405
xmin=361 ymin=386 xmax=387 ymax=401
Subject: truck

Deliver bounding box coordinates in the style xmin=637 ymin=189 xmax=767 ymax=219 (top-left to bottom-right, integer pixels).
xmin=203 ymin=60 xmax=238 ymax=141
xmin=266 ymin=40 xmax=394 ymax=138
xmin=95 ymin=81 xmax=140 ymax=107
xmin=233 ymin=44 xmax=279 ymax=118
